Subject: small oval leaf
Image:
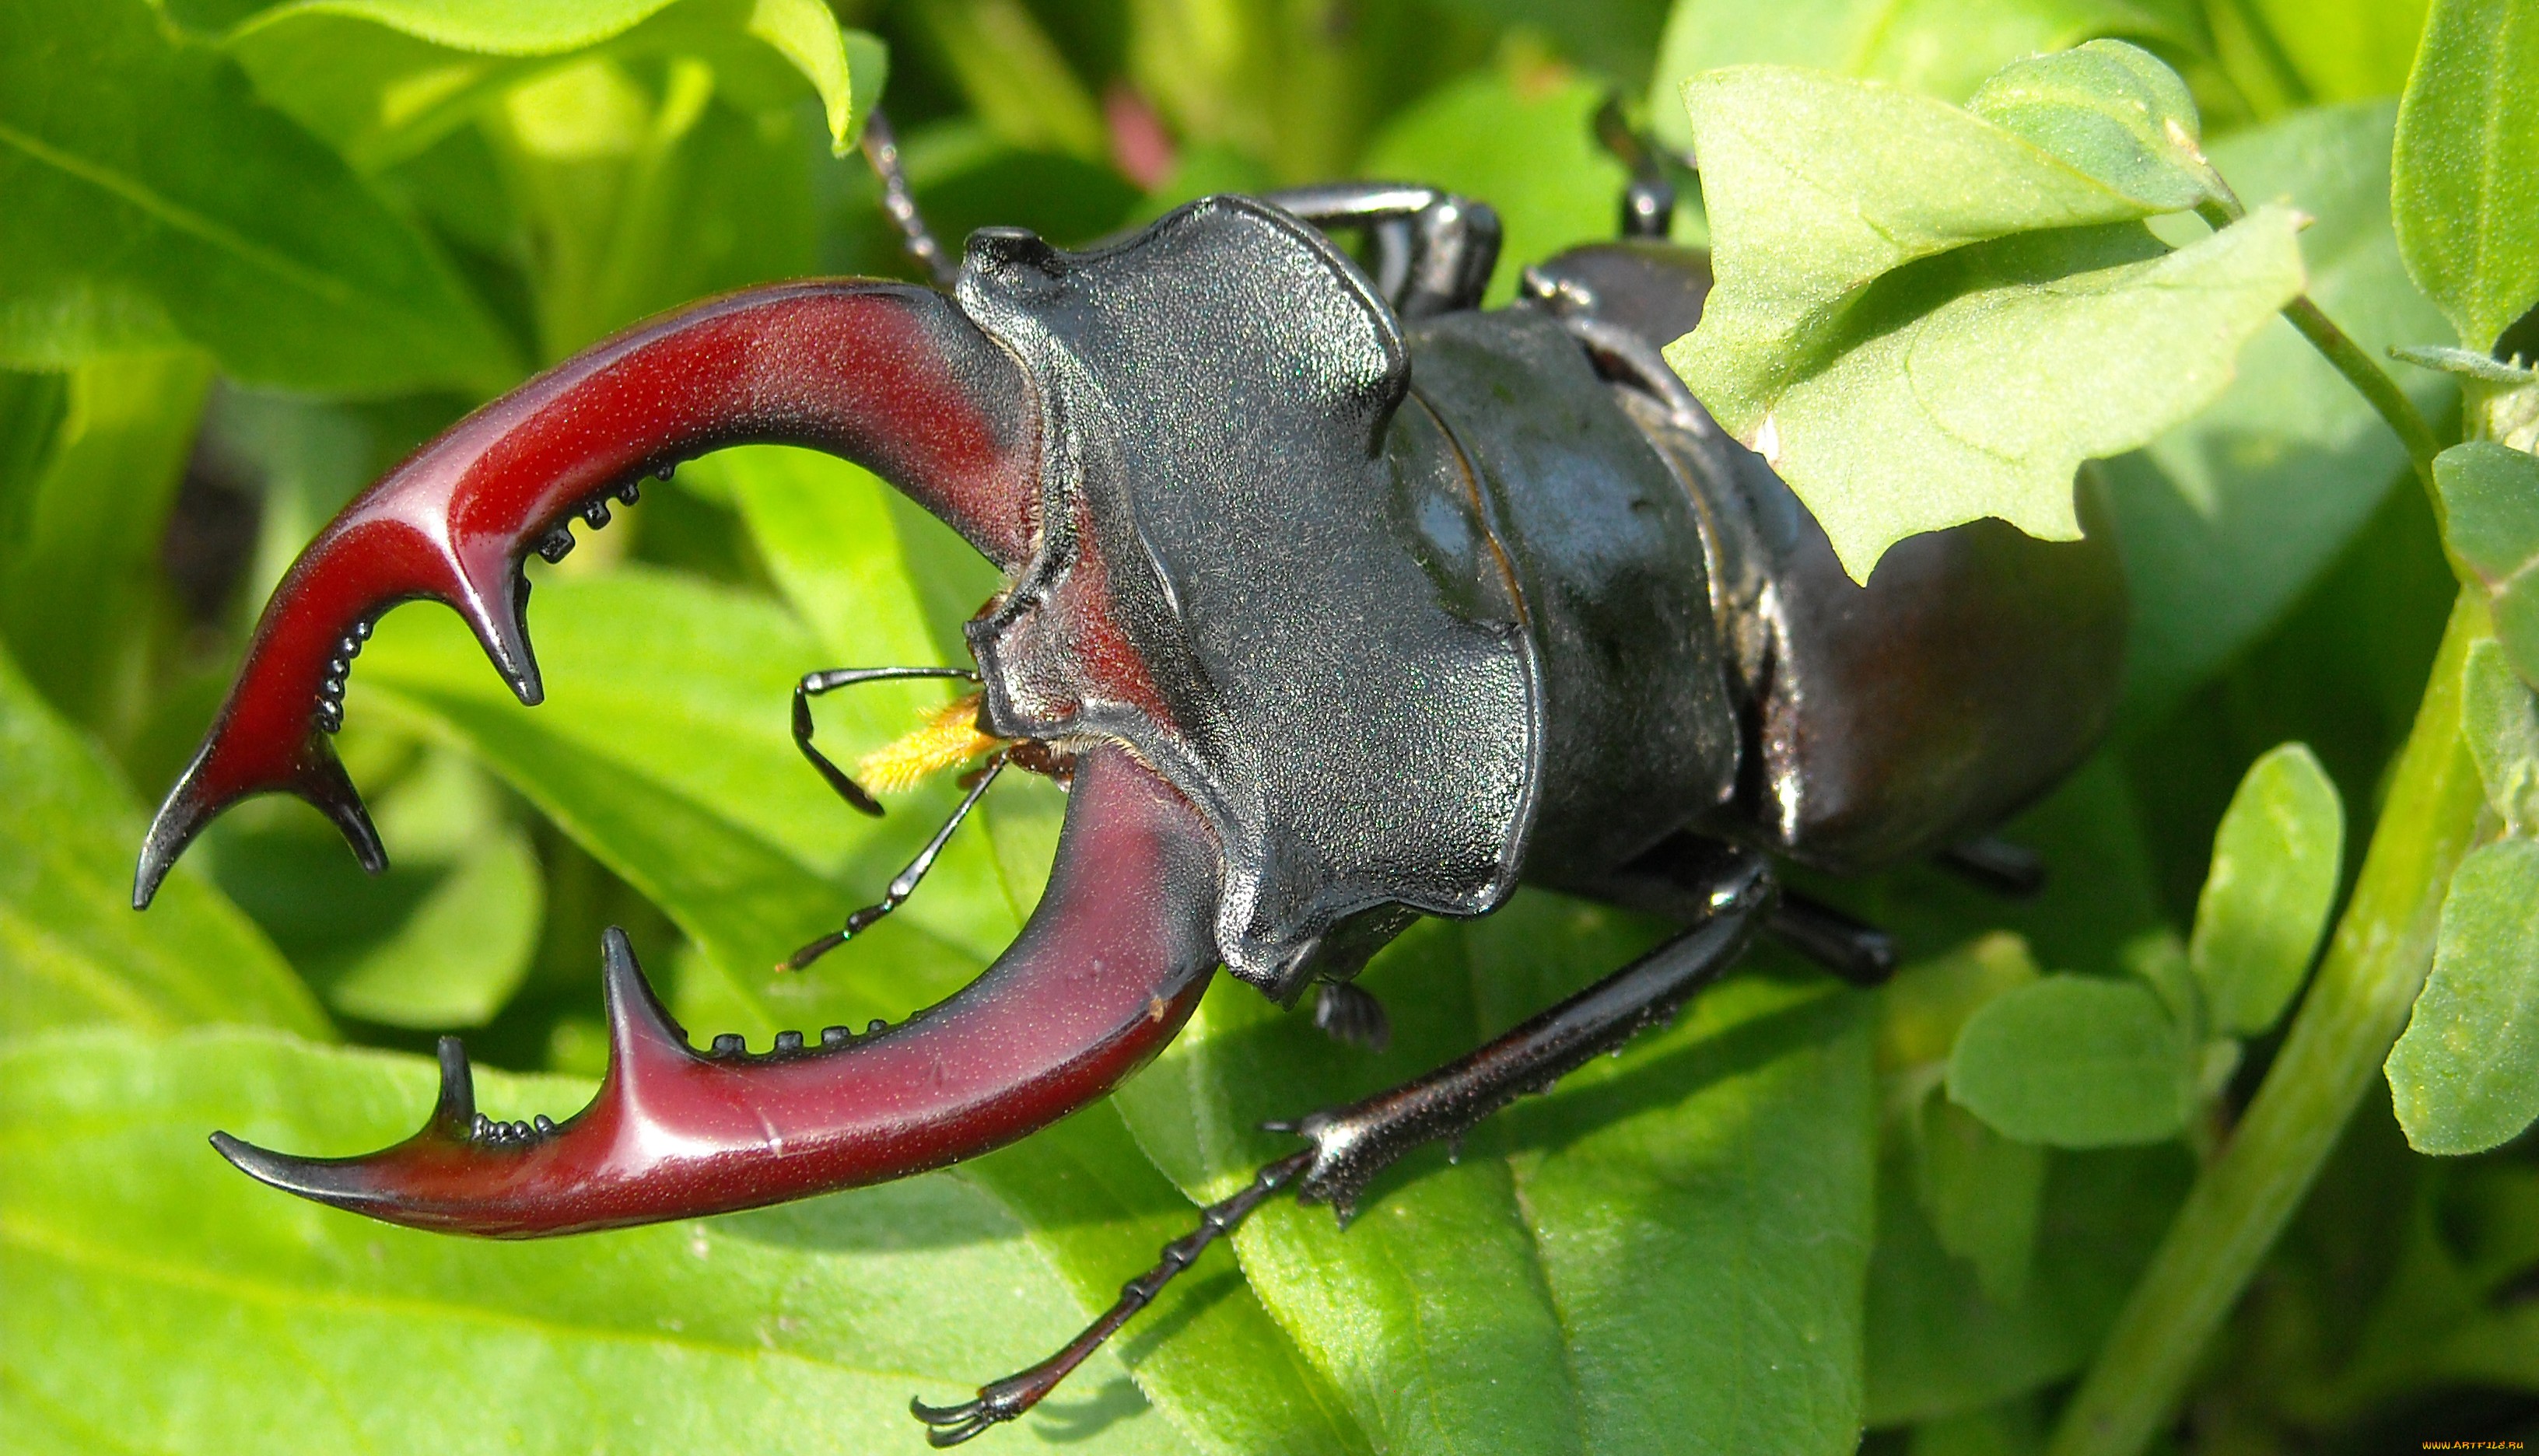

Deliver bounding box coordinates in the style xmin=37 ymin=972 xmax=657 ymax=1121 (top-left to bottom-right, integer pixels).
xmin=2188 ymin=743 xmax=2346 ymax=1037
xmin=2463 ymin=638 xmax=2539 ymax=834
xmin=2387 ymin=839 xmax=2539 ymax=1154
xmin=2435 ymin=441 xmax=2539 ymax=686
xmin=1947 ymin=975 xmax=2194 ymax=1146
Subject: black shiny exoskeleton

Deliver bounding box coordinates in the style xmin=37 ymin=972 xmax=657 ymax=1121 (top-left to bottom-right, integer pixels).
xmin=899 ymin=163 xmax=2121 ymax=1438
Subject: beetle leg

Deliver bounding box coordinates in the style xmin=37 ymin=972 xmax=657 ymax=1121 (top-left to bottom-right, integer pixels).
xmin=912 ymin=1147 xmax=1314 ymax=1447
xmin=782 ymin=751 xmax=1006 ymax=972
xmin=1935 ymin=837 xmax=2048 ymax=898
xmin=208 ymin=746 xmax=1217 ymax=1236
xmin=912 ymin=849 xmax=1776 ymax=1442
xmin=1259 ymin=183 xmax=1501 ymax=317
xmin=1767 ymin=891 xmax=1900 ymax=987
xmin=1312 ymin=980 xmax=1392 ymax=1052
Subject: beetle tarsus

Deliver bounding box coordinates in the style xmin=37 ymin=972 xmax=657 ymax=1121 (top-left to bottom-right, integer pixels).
xmin=781 ymin=751 xmax=1006 ymax=972
xmin=1767 ymin=890 xmax=1899 ymax=986
xmin=912 ymin=1150 xmax=1314 ymax=1444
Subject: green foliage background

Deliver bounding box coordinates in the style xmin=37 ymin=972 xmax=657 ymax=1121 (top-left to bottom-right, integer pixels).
xmin=2 ymin=0 xmax=2534 ymax=1453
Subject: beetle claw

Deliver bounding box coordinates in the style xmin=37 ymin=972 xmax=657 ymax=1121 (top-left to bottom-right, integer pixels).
xmin=134 ymin=281 xmax=1038 ymax=904
xmin=910 ymin=1394 xmax=1010 ymax=1447
xmin=199 ymin=748 xmax=1221 ymax=1239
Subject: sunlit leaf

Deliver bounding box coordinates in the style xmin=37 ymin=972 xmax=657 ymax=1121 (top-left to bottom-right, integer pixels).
xmin=2188 ymin=744 xmax=2345 ymax=1037
xmin=1666 ymin=51 xmax=2304 ymax=579
xmin=2435 ymin=441 xmax=2539 ymax=687
xmin=1948 ymin=975 xmax=2193 ymax=1146
xmin=0 ymin=0 xmax=517 ymax=391
xmin=0 ymin=653 xmax=328 ymax=1041
xmin=1646 ymin=0 xmax=2200 ymax=145
xmin=229 ymin=0 xmax=877 ymax=162
xmin=2103 ymin=102 xmax=2456 ymax=716
xmin=1963 ymin=40 xmax=2229 ymax=215
xmin=2243 ymin=0 xmax=2432 ymax=103
xmin=1684 ymin=205 xmax=2305 ymax=582
xmin=0 ymin=1027 xmax=1200 ymax=1454
xmin=2393 ymin=0 xmax=2539 ymax=352
xmin=2462 ymin=639 xmax=2539 ymax=834
xmin=1117 ymin=896 xmax=1877 ymax=1455
xmin=2387 ymin=839 xmax=2539 ymax=1154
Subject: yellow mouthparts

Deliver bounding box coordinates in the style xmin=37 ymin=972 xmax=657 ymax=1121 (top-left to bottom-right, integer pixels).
xmin=855 ymin=691 xmax=1006 ymax=793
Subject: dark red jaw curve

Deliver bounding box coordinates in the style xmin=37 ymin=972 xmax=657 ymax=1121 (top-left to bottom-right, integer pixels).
xmin=210 ymin=745 xmax=1220 ymax=1236
xmin=133 ymin=280 xmax=1038 ymax=908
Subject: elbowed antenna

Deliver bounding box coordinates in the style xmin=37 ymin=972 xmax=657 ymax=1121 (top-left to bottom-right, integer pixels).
xmin=210 ymin=746 xmax=1221 ymax=1235
xmin=135 ymin=281 xmax=1042 ymax=908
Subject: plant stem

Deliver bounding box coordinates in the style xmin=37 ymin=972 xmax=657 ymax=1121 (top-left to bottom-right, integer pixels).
xmin=2280 ymin=296 xmax=2446 ymax=499
xmin=2046 ymin=593 xmax=2492 ymax=1456
xmin=2193 ymin=197 xmax=2446 ymax=502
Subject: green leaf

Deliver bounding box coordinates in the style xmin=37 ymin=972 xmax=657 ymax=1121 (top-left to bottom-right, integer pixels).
xmin=2102 ymin=102 xmax=2459 ymax=716
xmin=2394 ymin=343 xmax=2539 ymax=383
xmin=0 ymin=652 xmax=328 ymax=1041
xmin=1879 ymin=932 xmax=2045 ymax=1073
xmin=2243 ymin=0 xmax=2433 ymax=103
xmin=1963 ymin=40 xmax=2229 ymax=215
xmin=905 ymin=0 xmax=1106 ymax=160
xmin=2394 ymin=0 xmax=2539 ymax=352
xmin=238 ymin=0 xmax=694 ymax=52
xmin=1115 ymin=896 xmax=1877 ymax=1455
xmin=2462 ymin=638 xmax=2539 ymax=834
xmin=1913 ymin=1094 xmax=2047 ymax=1307
xmin=0 ymin=351 xmax=213 ymax=732
xmin=1669 ymin=64 xmax=2168 ymax=423
xmin=0 ymin=0 xmax=517 ymax=391
xmin=1645 ymin=0 xmax=2201 ymax=146
xmin=1667 ymin=53 xmax=2306 ymax=579
xmin=2387 ymin=839 xmax=2539 ymax=1154
xmin=1947 ymin=975 xmax=2194 ymax=1146
xmin=229 ymin=0 xmax=883 ymax=171
xmin=205 ymin=750 xmax=546 ymax=1030
xmin=2435 ymin=441 xmax=2539 ymax=686
xmin=1682 ymin=205 xmax=2306 ymax=582
xmin=1862 ymin=1142 xmax=2194 ymax=1423
xmin=0 ymin=1027 xmax=1199 ymax=1453
xmin=2188 ymin=744 xmax=2345 ymax=1037
xmin=349 ymin=565 xmax=1007 ymax=995
xmin=1358 ymin=61 xmax=1628 ymax=307
xmin=324 ymin=827 xmax=542 ymax=1027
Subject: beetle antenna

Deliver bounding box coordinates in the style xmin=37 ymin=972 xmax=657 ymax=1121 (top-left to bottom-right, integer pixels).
xmin=911 ymin=1148 xmax=1316 ymax=1446
xmin=860 ymin=107 xmax=959 ymax=289
xmin=782 ymin=751 xmax=1007 ymax=973
xmin=792 ymin=665 xmax=982 ymax=818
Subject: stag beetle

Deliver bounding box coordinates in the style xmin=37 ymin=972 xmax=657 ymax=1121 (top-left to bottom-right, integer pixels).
xmin=131 ymin=110 xmax=2124 ymax=1444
